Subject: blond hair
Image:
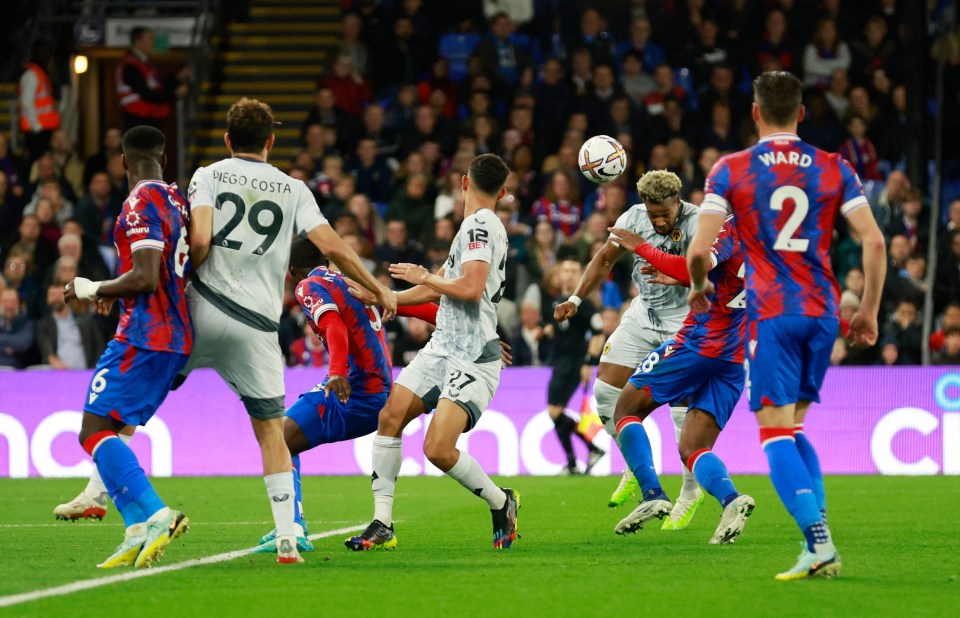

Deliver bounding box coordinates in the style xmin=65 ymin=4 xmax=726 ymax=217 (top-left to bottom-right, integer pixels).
xmin=636 ymin=170 xmax=682 ymax=204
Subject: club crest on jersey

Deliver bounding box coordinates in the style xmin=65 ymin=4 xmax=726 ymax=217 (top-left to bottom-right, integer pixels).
xmin=671 ymin=229 xmax=683 ymax=242
xmin=602 ymin=341 xmax=611 ymax=356
xmin=749 ymin=339 xmax=758 ymax=357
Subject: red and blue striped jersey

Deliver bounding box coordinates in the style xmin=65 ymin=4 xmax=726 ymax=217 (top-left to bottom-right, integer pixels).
xmin=113 ymin=180 xmax=192 ymax=355
xmin=295 ymin=267 xmax=391 ymax=394
xmin=675 ymin=218 xmax=746 ymax=363
xmin=702 ymin=132 xmax=868 ymax=323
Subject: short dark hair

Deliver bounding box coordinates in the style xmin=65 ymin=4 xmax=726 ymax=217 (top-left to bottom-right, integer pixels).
xmin=226 ymin=98 xmax=275 ymax=154
xmin=122 ymin=125 xmax=165 ymax=165
xmin=753 ymin=71 xmax=803 ymax=126
xmin=130 ymin=27 xmax=151 ymax=46
xmin=289 ymin=238 xmax=327 ymax=273
xmin=468 ymin=154 xmax=510 ymax=196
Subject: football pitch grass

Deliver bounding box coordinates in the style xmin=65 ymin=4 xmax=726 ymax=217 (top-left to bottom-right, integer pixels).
xmin=1 ymin=475 xmax=958 ymax=617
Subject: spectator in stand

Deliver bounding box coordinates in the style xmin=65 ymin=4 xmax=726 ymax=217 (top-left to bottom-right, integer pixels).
xmin=347 ymin=193 xmax=386 ymax=247
xmin=0 ymin=132 xmax=27 ymax=198
xmin=512 ymin=302 xmax=548 ymax=367
xmin=32 ymin=198 xmax=62 ymax=247
xmin=105 ymin=153 xmax=129 ymax=209
xmin=359 ymin=103 xmax=400 ymax=159
xmin=18 ymin=40 xmax=61 ymax=164
xmin=884 ymin=234 xmax=913 ymax=313
xmin=846 ymin=86 xmax=878 ymax=127
xmin=370 ymin=17 xmax=424 ymax=93
xmin=697 ymin=64 xmax=751 ymax=126
xmin=3 ymin=247 xmax=40 ymax=315
xmin=2 ymin=215 xmax=54 ymax=277
xmin=930 ymin=303 xmax=960 ymax=353
xmin=82 ymin=127 xmax=122 ymax=187
xmin=482 ymin=0 xmax=533 ymax=27
xmin=581 ymin=64 xmax=624 ymax=134
xmin=567 ymin=8 xmax=616 ymax=67
xmin=349 ymin=138 xmax=392 ymax=203
xmin=393 ymin=314 xmax=433 ymax=367
xmin=698 ymin=101 xmax=741 ymax=153
xmin=301 ymin=87 xmax=357 ymax=150
xmin=798 ymin=88 xmax=846 ymax=153
xmin=0 ymin=288 xmax=34 ymax=368
xmin=56 ymin=232 xmax=109 ymax=284
xmin=569 ymin=47 xmax=594 ymax=97
xmin=863 ymin=169 xmax=910 ymax=232
xmin=402 ymin=105 xmax=456 ymax=159
xmin=756 ymin=9 xmax=795 ymax=73
xmin=116 ymin=27 xmax=190 ymax=130
xmin=883 ymin=299 xmax=922 ymax=365
xmin=934 ymin=231 xmax=960 ymax=312
xmin=803 ymin=18 xmax=852 ymax=87
xmin=385 ymin=84 xmax=419 ymax=133
xmin=570 ymin=211 xmax=609 ymax=264
xmin=319 ymin=54 xmax=373 ymax=118
xmin=839 ymin=115 xmax=882 ymax=181
xmin=643 ymin=64 xmax=687 ymax=117
xmin=74 ymin=172 xmax=118 ymax=246
xmin=824 ymin=68 xmax=850 ymax=120
xmin=299 ymin=123 xmax=329 ymax=171
xmin=933 ymin=327 xmax=960 ymax=365
xmin=876 ymin=337 xmax=900 ymax=366
xmin=475 ymin=13 xmax=534 ymax=95
xmin=470 ymin=114 xmax=500 ymax=155
xmin=524 ymin=219 xmax=559 ymax=286
xmin=689 ymin=19 xmax=729 ymax=86
xmin=620 ymin=51 xmax=656 ymax=107
xmin=287 ymin=321 xmax=327 ymax=368
xmin=943 ymin=199 xmax=960 ymax=247
xmin=339 ymin=12 xmax=368 ymax=76
xmin=25 ymin=180 xmax=74 ymax=227
xmin=386 ymin=173 xmax=434 ymax=244
xmin=875 ymin=83 xmax=906 ymax=166
xmin=850 ymin=15 xmax=899 ymax=87
xmin=618 ymin=17 xmax=665 ymax=75
xmin=0 ymin=170 xmax=24 ymax=235
xmin=666 ymin=137 xmax=696 ymax=191
xmin=35 ymin=283 xmax=104 ymax=369
xmin=532 ymin=170 xmax=582 ymax=238
xmin=887 ymin=189 xmax=927 ymax=253
xmin=30 ymin=129 xmax=84 ymax=199
xmin=28 ymin=154 xmax=77 ymax=203
xmin=375 ymin=220 xmax=425 ymax=274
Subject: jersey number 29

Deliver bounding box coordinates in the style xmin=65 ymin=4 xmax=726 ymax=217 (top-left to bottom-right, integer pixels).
xmin=213 ymin=192 xmax=283 ymax=255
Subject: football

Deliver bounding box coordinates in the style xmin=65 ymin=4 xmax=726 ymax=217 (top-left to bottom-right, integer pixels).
xmin=578 ymin=135 xmax=627 ymax=184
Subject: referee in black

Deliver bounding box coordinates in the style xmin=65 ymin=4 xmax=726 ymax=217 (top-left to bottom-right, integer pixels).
xmin=543 ymin=259 xmax=606 ymax=475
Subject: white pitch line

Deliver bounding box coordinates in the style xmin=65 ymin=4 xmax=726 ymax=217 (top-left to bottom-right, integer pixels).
xmin=0 ymin=520 xmax=358 ymax=529
xmin=0 ymin=523 xmax=366 ymax=609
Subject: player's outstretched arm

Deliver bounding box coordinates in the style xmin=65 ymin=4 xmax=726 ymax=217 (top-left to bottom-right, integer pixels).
xmin=308 ymin=224 xmax=397 ymax=320
xmin=686 ymin=211 xmax=725 ymax=313
xmin=555 ymin=239 xmax=624 ymax=322
xmin=189 ymin=206 xmax=214 ymax=268
xmin=845 ymin=207 xmax=887 ymax=347
xmin=65 ymin=248 xmax=162 ymax=302
xmin=314 ymin=310 xmax=352 ymax=403
xmin=390 ymin=261 xmax=489 ymax=303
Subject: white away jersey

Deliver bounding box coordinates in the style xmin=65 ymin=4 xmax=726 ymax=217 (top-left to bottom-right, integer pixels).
xmin=613 ymin=200 xmax=699 ymax=317
xmin=187 ymin=157 xmax=327 ymax=326
xmin=427 ymin=208 xmax=508 ymax=362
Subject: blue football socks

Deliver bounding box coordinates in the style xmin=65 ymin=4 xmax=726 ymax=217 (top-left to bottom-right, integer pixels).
xmin=93 ymin=436 xmax=165 ymax=524
xmin=689 ymin=449 xmax=738 ymax=508
xmin=618 ymin=418 xmax=668 ymax=502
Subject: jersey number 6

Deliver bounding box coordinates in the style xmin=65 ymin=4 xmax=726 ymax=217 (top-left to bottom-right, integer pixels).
xmin=213 ymin=192 xmax=283 ymax=255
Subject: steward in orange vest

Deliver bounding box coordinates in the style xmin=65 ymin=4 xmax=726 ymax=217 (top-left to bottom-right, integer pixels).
xmin=19 ymin=41 xmax=61 ymax=164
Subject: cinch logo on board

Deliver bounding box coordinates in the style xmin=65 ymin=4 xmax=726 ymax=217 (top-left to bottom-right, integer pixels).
xmin=870 ymin=373 xmax=960 ymax=475
xmin=0 ymin=411 xmax=172 ymax=478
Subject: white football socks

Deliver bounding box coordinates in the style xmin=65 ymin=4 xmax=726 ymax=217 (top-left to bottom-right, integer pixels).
xmin=264 ymin=471 xmax=296 ymax=538
xmin=670 ymin=406 xmax=700 ymax=499
xmin=447 ymin=451 xmax=506 ymax=510
xmin=371 ymin=435 xmax=402 ymax=526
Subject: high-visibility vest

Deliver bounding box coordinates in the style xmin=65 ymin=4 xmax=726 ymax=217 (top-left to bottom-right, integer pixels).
xmin=115 ymin=52 xmax=170 ymax=119
xmin=19 ymin=63 xmax=60 ymax=132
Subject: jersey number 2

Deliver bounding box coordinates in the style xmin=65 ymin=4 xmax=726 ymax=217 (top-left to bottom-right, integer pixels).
xmin=770 ymin=186 xmax=809 ymax=252
xmin=213 ymin=192 xmax=283 ymax=255
xmin=726 ymin=263 xmax=746 ymax=309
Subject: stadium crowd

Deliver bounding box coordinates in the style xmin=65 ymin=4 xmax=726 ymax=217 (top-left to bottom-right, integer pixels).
xmin=2 ymin=0 xmax=960 ymax=370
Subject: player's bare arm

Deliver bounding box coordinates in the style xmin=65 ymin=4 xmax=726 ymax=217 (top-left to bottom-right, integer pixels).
xmin=65 ymin=247 xmax=162 ymax=302
xmin=844 ymin=207 xmax=887 ymax=347
xmin=390 ymin=261 xmax=489 ymax=303
xmin=686 ymin=212 xmax=724 ymax=313
xmin=555 ymin=239 xmax=624 ymax=322
xmin=308 ymin=224 xmax=397 ymax=320
xmin=189 ymin=205 xmax=213 ymax=268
